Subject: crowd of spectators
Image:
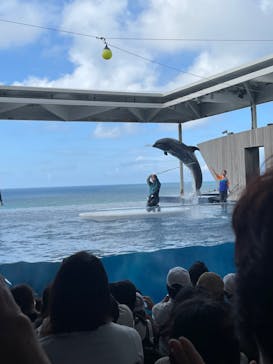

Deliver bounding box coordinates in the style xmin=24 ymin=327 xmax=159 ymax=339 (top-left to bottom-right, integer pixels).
xmin=2 ymin=167 xmax=273 ymax=364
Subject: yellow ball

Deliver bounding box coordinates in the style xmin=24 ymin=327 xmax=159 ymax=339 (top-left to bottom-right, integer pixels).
xmin=102 ymin=46 xmax=112 ymax=60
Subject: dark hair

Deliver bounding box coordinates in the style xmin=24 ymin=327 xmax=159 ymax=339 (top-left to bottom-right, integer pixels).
xmin=50 ymin=251 xmax=111 ymax=333
xmin=11 ymin=284 xmax=35 ymax=311
xmin=189 ymin=261 xmax=209 ymax=286
xmin=109 ymin=280 xmax=136 ymax=311
xmin=40 ymin=285 xmax=51 ymax=319
xmin=171 ymin=298 xmax=240 ymax=364
xmin=232 ymin=168 xmax=273 ymax=358
xmin=174 ymin=285 xmax=207 ymax=305
xmin=110 ymin=295 xmax=119 ymax=323
xmin=11 ymin=284 xmax=38 ymax=322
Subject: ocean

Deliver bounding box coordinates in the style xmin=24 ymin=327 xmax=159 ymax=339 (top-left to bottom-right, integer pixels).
xmin=0 ymin=182 xmax=236 ymax=298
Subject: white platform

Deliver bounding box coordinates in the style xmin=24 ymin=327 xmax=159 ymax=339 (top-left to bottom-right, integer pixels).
xmin=79 ymin=206 xmax=190 ymax=222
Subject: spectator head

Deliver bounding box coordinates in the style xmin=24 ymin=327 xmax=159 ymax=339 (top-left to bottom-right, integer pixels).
xmin=189 ymin=261 xmax=209 ymax=286
xmin=166 ymin=267 xmax=192 ymax=299
xmin=134 ymin=292 xmax=145 ymax=313
xmin=223 ymin=273 xmax=236 ymax=300
xmin=196 ymin=272 xmax=224 ymax=300
xmin=11 ymin=284 xmax=38 ymax=322
xmin=232 ymin=168 xmax=273 ymax=362
xmin=109 ymin=280 xmax=137 ymax=311
xmin=174 ymin=285 xmax=207 ymax=306
xmin=170 ymin=298 xmax=240 ymax=364
xmin=50 ymin=251 xmax=111 ymax=333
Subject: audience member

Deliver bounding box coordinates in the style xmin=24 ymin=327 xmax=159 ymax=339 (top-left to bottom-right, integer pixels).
xmin=0 ymin=275 xmax=50 ymax=364
xmin=40 ymin=251 xmax=143 ymax=364
xmin=153 ymin=267 xmax=192 ymax=327
xmin=188 ymin=261 xmax=209 ymax=286
xmin=11 ymin=283 xmax=39 ymax=323
xmin=233 ymin=168 xmax=273 ymax=364
xmin=196 ymin=272 xmax=224 ymax=301
xmin=134 ymin=292 xmax=160 ymax=363
xmin=109 ymin=280 xmax=136 ymax=327
xmin=156 ymin=297 xmax=240 ymax=364
xmin=134 ymin=292 xmax=154 ymax=343
xmin=223 ymin=273 xmax=236 ymax=302
xmin=109 ymin=280 xmax=137 ymax=311
xmin=152 ymin=266 xmax=192 ymax=355
xmin=36 ymin=285 xmax=52 ymax=334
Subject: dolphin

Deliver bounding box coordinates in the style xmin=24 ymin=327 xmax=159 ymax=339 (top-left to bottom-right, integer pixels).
xmin=153 ymin=138 xmax=202 ymax=192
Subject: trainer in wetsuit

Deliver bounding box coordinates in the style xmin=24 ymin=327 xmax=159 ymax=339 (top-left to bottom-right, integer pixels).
xmin=146 ymin=174 xmax=161 ymax=207
xmin=212 ymin=169 xmax=229 ymax=202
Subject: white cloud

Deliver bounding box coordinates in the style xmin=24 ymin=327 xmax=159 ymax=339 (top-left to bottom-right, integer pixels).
xmin=93 ymin=123 xmax=121 ymax=138
xmin=0 ymin=1 xmax=56 ymax=48
xmin=260 ymin=0 xmax=273 ymax=13
xmin=9 ymin=0 xmax=273 ymax=97
xmin=93 ymin=122 xmax=139 ymax=139
xmin=183 ymin=116 xmax=213 ymax=131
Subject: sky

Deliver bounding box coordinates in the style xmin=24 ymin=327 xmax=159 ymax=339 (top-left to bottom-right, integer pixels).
xmin=1 ymin=0 xmax=273 ymax=188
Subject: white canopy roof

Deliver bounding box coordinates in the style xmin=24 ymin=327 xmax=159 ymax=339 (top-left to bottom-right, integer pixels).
xmin=1 ymin=54 xmax=273 ymax=123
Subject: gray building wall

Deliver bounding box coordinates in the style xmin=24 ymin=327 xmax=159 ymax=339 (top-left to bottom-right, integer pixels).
xmin=198 ymin=125 xmax=273 ymax=200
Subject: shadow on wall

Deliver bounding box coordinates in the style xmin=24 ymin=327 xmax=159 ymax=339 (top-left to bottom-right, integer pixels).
xmin=0 ymin=243 xmax=235 ymax=302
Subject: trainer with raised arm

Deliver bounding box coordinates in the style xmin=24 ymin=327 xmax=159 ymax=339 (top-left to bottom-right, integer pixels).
xmin=146 ymin=174 xmax=161 ymax=211
xmin=212 ymin=168 xmax=230 ymax=203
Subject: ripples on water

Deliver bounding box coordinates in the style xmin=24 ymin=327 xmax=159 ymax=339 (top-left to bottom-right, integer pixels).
xmin=0 ymin=183 xmax=235 ymax=263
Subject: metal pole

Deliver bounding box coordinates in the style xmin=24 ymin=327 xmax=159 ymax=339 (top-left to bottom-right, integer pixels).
xmin=251 ymin=104 xmax=257 ymax=129
xmin=178 ymin=123 xmax=184 ymax=195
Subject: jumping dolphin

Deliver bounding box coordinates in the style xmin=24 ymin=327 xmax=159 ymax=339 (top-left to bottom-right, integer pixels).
xmin=153 ymin=138 xmax=202 ymax=192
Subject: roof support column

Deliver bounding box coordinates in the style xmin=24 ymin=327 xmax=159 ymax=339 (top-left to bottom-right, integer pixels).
xmin=251 ymin=103 xmax=257 ymax=129
xmin=178 ymin=123 xmax=184 ymax=195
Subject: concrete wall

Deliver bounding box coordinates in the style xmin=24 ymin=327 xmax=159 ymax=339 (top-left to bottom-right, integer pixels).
xmin=198 ymin=125 xmax=273 ymax=200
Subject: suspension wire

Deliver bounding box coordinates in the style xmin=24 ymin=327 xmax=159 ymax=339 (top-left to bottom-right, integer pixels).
xmin=0 ymin=18 xmax=270 ymax=92
xmin=0 ymin=18 xmax=99 ymax=39
xmin=2 ymin=19 xmax=273 ymax=42
xmin=107 ymin=37 xmax=273 ymax=42
xmin=108 ymin=42 xmax=203 ymax=78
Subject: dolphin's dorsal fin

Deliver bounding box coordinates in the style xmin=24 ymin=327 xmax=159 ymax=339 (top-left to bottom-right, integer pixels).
xmin=188 ymin=146 xmax=199 ymax=152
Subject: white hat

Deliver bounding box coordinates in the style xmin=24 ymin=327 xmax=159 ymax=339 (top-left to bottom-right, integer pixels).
xmin=223 ymin=273 xmax=236 ymax=295
xmin=166 ymin=267 xmax=191 ymax=287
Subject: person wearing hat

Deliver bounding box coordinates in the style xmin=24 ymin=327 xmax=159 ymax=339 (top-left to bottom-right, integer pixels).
xmin=152 ymin=267 xmax=192 ymax=355
xmin=223 ymin=273 xmax=236 ymax=303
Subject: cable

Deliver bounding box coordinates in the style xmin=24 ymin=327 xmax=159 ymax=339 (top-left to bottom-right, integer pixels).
xmin=0 ymin=18 xmax=268 ymax=92
xmin=1 ymin=19 xmax=273 ymax=42
xmin=107 ymin=37 xmax=273 ymax=42
xmin=108 ymin=42 xmax=203 ymax=79
xmin=0 ymin=18 xmax=99 ymax=39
